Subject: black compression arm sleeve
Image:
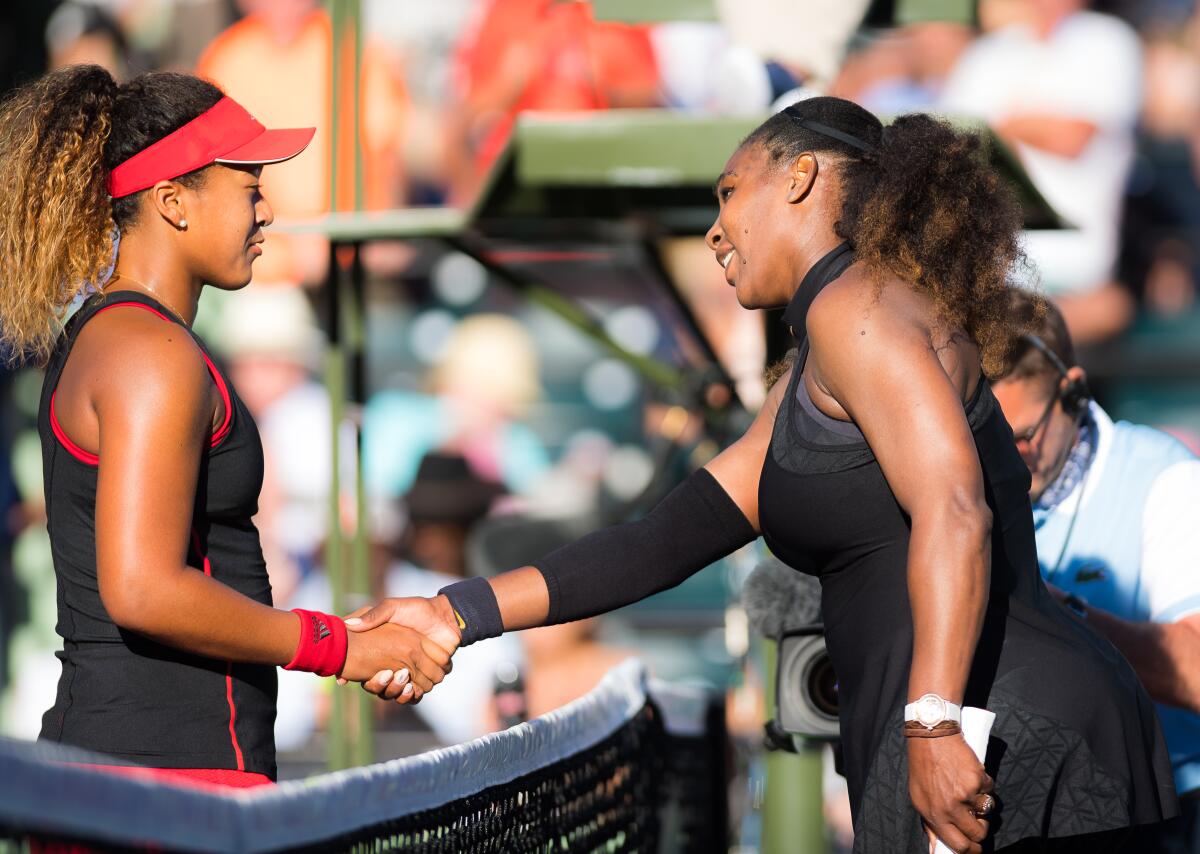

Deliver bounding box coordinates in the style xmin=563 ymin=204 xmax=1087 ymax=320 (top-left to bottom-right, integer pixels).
xmin=533 ymin=468 xmax=757 ymax=625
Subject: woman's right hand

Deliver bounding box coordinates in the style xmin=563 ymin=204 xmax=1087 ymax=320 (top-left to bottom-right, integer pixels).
xmin=908 ymin=735 xmax=992 ymax=854
xmin=339 ymin=623 xmax=453 ymax=703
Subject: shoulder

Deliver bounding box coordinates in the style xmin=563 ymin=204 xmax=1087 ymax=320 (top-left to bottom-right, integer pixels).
xmin=806 ymin=267 xmax=925 ymax=356
xmin=954 ymin=25 xmax=1029 ymax=65
xmin=1062 ymin=12 xmax=1139 ymax=47
xmin=1111 ymin=417 xmax=1197 ymax=468
xmin=1145 ymin=459 xmax=1200 ymax=511
xmin=76 ymin=308 xmax=211 ymax=406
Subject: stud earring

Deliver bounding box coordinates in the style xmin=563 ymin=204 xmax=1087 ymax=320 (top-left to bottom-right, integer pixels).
xmin=178 ymin=219 xmax=188 ymax=229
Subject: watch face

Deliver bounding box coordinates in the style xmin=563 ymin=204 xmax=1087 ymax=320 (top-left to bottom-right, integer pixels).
xmin=915 ymin=694 xmax=946 ymax=727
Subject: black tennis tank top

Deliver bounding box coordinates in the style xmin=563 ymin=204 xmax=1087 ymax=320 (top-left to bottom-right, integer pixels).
xmin=37 ymin=290 xmax=277 ymax=777
xmin=759 ymin=245 xmax=1176 ymax=851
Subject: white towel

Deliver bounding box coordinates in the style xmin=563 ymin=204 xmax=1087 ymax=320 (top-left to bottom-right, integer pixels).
xmin=933 ymin=707 xmax=996 ymax=854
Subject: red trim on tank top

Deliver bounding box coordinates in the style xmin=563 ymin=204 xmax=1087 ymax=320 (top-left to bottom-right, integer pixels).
xmin=48 ymin=392 xmax=99 ymax=465
xmin=201 ymin=350 xmax=233 ymax=446
xmin=225 ymin=663 xmax=246 ymax=771
xmin=47 ymin=301 xmax=234 ymax=465
xmin=191 ymin=527 xmax=246 ymax=771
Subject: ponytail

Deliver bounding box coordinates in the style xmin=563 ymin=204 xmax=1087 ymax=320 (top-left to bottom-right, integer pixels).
xmin=0 ymin=67 xmax=224 ymax=365
xmin=837 ymin=113 xmax=1030 ymax=378
xmin=0 ymin=65 xmax=118 ymax=365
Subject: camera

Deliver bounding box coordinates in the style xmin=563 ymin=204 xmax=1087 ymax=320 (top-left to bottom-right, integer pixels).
xmin=776 ymin=626 xmax=839 ymax=741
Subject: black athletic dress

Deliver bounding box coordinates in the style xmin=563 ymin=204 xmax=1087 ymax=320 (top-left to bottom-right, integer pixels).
xmin=758 ymin=244 xmax=1177 ymax=852
xmin=37 ymin=290 xmax=277 ymax=778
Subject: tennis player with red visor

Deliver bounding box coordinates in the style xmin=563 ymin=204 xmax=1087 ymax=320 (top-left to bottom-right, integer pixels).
xmin=0 ymin=66 xmax=456 ymax=788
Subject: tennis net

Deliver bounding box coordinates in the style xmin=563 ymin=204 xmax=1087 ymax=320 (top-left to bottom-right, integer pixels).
xmin=0 ymin=659 xmax=726 ymax=853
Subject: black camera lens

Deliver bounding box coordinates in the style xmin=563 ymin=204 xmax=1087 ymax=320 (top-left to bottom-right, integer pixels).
xmin=807 ymin=653 xmax=839 ymax=717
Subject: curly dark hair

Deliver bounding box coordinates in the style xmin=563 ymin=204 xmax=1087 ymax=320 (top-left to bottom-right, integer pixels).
xmin=744 ymin=96 xmax=1036 ymax=378
xmin=0 ymin=65 xmax=222 ymax=364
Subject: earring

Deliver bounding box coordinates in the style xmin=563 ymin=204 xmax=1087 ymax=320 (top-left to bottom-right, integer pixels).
xmin=178 ymin=219 xmax=188 ymax=230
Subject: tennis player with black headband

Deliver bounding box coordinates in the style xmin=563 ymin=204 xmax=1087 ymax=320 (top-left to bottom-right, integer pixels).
xmin=0 ymin=66 xmax=454 ymax=787
xmin=351 ymin=97 xmax=1177 ymax=851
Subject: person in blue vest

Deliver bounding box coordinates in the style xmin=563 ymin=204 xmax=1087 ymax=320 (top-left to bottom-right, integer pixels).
xmin=993 ymin=290 xmax=1200 ymax=853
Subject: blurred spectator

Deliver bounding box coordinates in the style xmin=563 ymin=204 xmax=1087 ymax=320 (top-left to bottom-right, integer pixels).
xmin=651 ymin=20 xmax=820 ymax=118
xmin=832 ymin=21 xmax=974 ymax=114
xmin=216 ymin=285 xmax=329 ymax=607
xmin=940 ymin=0 xmax=1143 ymax=344
xmin=447 ymin=0 xmax=660 ymax=199
xmin=465 ymin=510 xmax=633 ymax=728
xmin=364 ymin=314 xmax=551 ymax=501
xmin=197 ymin=0 xmax=408 ymax=285
xmin=383 ymin=452 xmax=524 ymax=744
xmin=0 ymin=369 xmax=15 ymax=695
xmin=0 ymin=422 xmax=56 ymax=740
xmin=276 ymin=451 xmax=524 ymax=748
xmin=714 ymin=0 xmax=870 ymax=91
xmin=1119 ymin=8 xmax=1200 ymax=317
xmin=46 ymin=2 xmax=132 ymax=79
xmin=501 ymin=618 xmax=633 ymax=723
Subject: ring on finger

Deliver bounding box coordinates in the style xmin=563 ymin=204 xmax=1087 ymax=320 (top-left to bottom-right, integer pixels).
xmin=971 ymin=793 xmax=995 ymax=818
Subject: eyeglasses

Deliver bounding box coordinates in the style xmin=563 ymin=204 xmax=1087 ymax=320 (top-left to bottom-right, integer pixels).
xmin=1012 ymin=392 xmax=1061 ymax=446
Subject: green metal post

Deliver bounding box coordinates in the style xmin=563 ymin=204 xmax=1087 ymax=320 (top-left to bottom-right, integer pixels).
xmin=762 ymin=639 xmax=828 ymax=854
xmin=323 ymin=243 xmax=349 ymax=772
xmin=349 ymin=242 xmax=372 ymax=768
xmin=325 ymin=0 xmax=373 ymax=771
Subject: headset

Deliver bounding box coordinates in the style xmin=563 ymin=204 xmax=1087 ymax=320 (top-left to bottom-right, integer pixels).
xmin=1019 ymin=334 xmax=1093 ymax=581
xmin=1020 ymin=334 xmax=1091 ymax=419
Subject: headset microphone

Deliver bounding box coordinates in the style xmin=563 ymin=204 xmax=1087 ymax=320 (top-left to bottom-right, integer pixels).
xmin=1020 ymin=334 xmax=1091 ymax=419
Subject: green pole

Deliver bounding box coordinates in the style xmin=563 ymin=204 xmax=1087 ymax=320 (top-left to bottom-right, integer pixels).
xmin=321 ymin=0 xmax=352 ymax=772
xmin=349 ymin=243 xmax=372 ymax=769
xmin=344 ymin=0 xmax=373 ymax=769
xmin=761 ymin=639 xmax=828 ymax=854
xmin=323 ymin=245 xmax=349 ymax=772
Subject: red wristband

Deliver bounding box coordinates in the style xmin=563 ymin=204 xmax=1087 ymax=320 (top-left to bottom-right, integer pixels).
xmin=283 ymin=609 xmax=348 ymax=677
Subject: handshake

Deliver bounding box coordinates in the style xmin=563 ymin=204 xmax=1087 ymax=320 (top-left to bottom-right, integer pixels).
xmin=334 ymin=595 xmax=464 ymax=704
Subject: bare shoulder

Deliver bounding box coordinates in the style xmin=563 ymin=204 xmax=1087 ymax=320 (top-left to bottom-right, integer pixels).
xmin=71 ymin=307 xmax=211 ymax=408
xmin=806 ymin=266 xmax=925 ymax=357
xmin=806 ymin=267 xmax=978 ymax=399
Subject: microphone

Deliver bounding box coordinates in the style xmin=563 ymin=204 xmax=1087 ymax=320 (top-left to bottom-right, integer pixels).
xmin=742 ymin=556 xmax=823 ymax=638
xmin=741 ymin=556 xmax=840 ymax=742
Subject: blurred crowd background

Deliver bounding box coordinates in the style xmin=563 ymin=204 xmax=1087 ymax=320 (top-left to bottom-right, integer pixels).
xmin=3 ymin=0 xmax=1200 ymax=850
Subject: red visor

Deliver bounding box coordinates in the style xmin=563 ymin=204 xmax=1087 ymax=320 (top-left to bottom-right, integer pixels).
xmin=106 ymin=96 xmax=315 ymax=199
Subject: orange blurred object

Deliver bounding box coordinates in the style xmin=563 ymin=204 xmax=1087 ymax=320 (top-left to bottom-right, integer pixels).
xmin=198 ymin=8 xmax=406 ymax=215
xmin=454 ymin=0 xmax=659 ymax=172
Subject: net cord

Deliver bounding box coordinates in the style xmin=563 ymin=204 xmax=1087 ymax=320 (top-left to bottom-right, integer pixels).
xmin=0 ymin=658 xmax=656 ymax=853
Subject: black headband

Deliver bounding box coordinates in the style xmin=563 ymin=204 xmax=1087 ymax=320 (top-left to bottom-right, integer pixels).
xmin=783 ymin=109 xmax=878 ymax=155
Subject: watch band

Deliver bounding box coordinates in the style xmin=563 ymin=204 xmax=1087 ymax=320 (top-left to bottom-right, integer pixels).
xmin=903 ymin=720 xmax=962 ymax=739
xmin=904 ymin=693 xmax=962 ymax=729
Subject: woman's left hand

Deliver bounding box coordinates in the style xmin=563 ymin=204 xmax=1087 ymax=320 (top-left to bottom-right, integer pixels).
xmin=907 ymin=735 xmax=992 ymax=854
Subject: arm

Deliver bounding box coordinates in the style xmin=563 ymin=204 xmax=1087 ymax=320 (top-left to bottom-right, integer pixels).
xmin=1046 ymin=588 xmax=1200 ymax=713
xmin=478 ymin=368 xmax=784 ymax=631
xmin=1051 ymin=458 xmax=1200 ymax=713
xmin=806 ymin=281 xmax=992 ymax=853
xmin=348 ymin=366 xmax=792 ymax=697
xmin=994 ymin=115 xmax=1098 ymax=159
xmin=1084 ymin=613 xmax=1200 ymax=713
xmin=91 ymin=325 xmax=447 ymax=693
